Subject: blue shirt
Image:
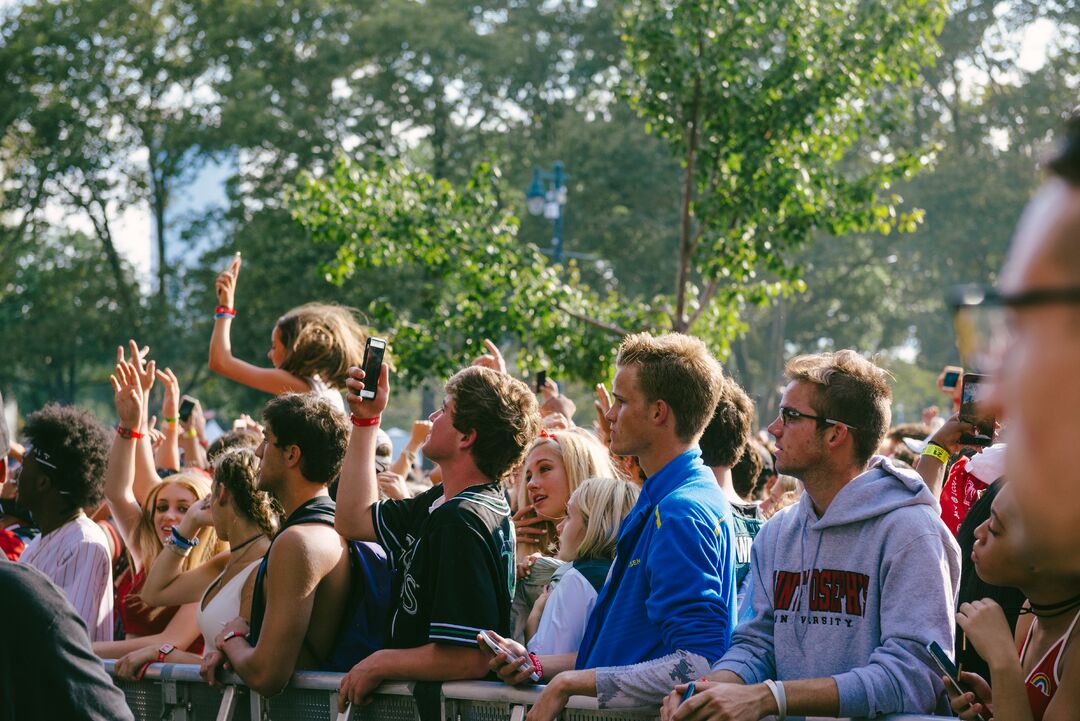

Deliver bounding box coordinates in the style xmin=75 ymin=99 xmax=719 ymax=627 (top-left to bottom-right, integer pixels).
xmin=575 ymin=448 xmax=736 ymax=669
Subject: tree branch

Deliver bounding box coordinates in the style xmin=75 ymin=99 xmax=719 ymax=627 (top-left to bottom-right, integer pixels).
xmin=557 ymin=303 xmax=631 ymax=338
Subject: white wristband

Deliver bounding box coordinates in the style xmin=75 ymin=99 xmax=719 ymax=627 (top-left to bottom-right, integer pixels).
xmin=763 ymin=679 xmax=787 ymax=720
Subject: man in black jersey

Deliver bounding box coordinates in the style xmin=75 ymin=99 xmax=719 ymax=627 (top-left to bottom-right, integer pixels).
xmin=335 ymin=362 xmax=540 ymax=710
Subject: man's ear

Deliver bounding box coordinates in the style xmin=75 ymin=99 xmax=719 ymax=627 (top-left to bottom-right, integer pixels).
xmin=652 ymin=400 xmax=671 ymax=428
xmin=283 ymin=444 xmax=302 ymax=469
xmin=824 ymin=424 xmax=850 ymax=451
xmin=458 ymin=428 xmax=478 ymax=452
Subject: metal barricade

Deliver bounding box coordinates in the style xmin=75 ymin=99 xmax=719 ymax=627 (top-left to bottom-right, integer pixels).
xmin=103 ymin=661 xmax=950 ymax=721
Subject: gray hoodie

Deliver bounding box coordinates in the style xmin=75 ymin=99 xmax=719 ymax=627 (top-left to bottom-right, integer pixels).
xmin=713 ymin=456 xmax=961 ymax=718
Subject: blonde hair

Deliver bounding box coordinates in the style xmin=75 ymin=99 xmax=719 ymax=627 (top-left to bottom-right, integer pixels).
xmin=571 ymin=477 xmax=640 ymax=561
xmin=130 ymin=472 xmax=224 ymax=574
xmin=526 ymin=430 xmax=620 ymax=503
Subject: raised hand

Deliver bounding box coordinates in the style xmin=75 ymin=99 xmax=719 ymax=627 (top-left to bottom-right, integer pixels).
xmin=593 ymin=383 xmax=613 ymax=447
xmin=345 ymin=362 xmax=391 ymax=420
xmin=156 ymin=368 xmax=180 ymax=422
xmin=409 ymin=420 xmax=433 ymax=449
xmin=216 ymin=253 xmax=242 ymax=309
xmin=117 ymin=339 xmax=157 ymax=396
xmin=471 ymin=338 xmax=507 ymax=374
xmin=111 ymin=359 xmax=148 ymax=431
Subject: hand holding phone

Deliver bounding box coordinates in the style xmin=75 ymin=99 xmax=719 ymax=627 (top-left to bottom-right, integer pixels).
xmin=477 ymin=630 xmax=541 ymax=683
xmin=359 ymin=338 xmax=387 ymax=401
xmin=958 ymin=374 xmax=995 ymax=447
xmin=927 ymin=641 xmax=988 ymax=721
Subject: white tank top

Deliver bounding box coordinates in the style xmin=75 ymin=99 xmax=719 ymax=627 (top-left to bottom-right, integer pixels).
xmin=306 ymin=375 xmax=346 ymax=414
xmin=197 ymin=560 xmax=262 ymax=652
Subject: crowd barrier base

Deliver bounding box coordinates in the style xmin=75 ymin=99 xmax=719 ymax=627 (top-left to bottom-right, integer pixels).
xmin=104 ymin=661 xmax=949 ymax=721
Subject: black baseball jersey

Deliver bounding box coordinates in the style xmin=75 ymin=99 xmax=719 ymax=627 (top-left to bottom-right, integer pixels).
xmin=371 ymin=482 xmax=515 ymax=648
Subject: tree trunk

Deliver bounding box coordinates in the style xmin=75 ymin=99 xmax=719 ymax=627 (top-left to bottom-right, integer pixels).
xmin=673 ymin=74 xmax=702 ymax=333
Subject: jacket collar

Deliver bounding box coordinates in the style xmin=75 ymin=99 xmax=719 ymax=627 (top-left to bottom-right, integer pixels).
xmin=639 ymin=447 xmax=705 ymax=507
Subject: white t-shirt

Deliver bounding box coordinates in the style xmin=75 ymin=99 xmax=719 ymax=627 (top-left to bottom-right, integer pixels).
xmin=19 ymin=514 xmax=114 ymax=642
xmin=526 ymin=566 xmax=599 ymax=655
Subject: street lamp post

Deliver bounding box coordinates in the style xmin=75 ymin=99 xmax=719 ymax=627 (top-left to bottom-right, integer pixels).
xmin=525 ymin=161 xmax=568 ymax=263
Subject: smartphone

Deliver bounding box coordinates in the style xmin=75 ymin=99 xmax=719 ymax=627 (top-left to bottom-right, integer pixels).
xmin=680 ymin=681 xmax=696 ymax=705
xmin=927 ymin=642 xmax=987 ymax=721
xmin=179 ymin=396 xmax=197 ymax=423
xmin=942 ymin=365 xmax=963 ymax=392
xmin=477 ymin=630 xmax=542 ymax=683
xmin=958 ymin=374 xmax=994 ymax=447
xmin=535 ymin=370 xmax=547 ymax=393
xmin=359 ymin=337 xmax=387 ymax=401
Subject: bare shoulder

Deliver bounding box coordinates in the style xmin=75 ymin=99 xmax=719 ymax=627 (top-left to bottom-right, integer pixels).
xmin=267 ymin=523 xmax=347 ymax=572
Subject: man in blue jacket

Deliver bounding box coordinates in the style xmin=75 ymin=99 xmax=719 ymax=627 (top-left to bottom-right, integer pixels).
xmin=490 ymin=332 xmax=736 ymax=720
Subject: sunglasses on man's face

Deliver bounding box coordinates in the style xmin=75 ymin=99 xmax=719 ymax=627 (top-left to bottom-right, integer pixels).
xmin=777 ymin=406 xmax=858 ymax=431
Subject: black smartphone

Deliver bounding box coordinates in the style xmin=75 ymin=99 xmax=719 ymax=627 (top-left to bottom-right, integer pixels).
xmin=942 ymin=366 xmax=962 ymax=392
xmin=927 ymin=642 xmax=987 ymax=721
xmin=535 ymin=370 xmax=547 ymax=393
xmin=178 ymin=396 xmax=197 ymax=423
xmin=360 ymin=337 xmax=387 ymax=400
xmin=958 ymin=373 xmax=994 ymax=447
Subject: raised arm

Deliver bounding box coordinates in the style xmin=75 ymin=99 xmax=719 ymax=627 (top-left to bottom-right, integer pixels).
xmin=389 ymin=420 xmax=431 ymax=478
xmin=914 ymin=414 xmax=976 ymax=498
xmin=117 ymin=341 xmax=163 ymax=504
xmin=142 ymin=498 xmax=228 ymax=607
xmin=153 ymin=368 xmax=182 ymax=472
xmin=334 ymin=362 xmax=390 ymax=541
xmin=106 ymin=359 xmax=153 ymax=570
xmin=207 ymin=253 xmax=311 ymax=395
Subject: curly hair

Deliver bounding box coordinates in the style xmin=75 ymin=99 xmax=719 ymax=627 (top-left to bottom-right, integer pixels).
xmin=445 ymin=366 xmax=540 ymax=483
xmin=785 ymin=350 xmax=892 ymax=466
xmin=700 ymin=379 xmax=755 ymax=469
xmin=213 ymin=448 xmax=278 ymax=537
xmin=262 ymin=393 xmax=349 ymax=485
xmin=22 ymin=404 xmax=110 ymax=510
xmin=275 ymin=303 xmax=369 ymax=389
xmin=616 ymin=333 xmax=725 ymax=443
xmin=207 ymin=428 xmax=262 ymax=467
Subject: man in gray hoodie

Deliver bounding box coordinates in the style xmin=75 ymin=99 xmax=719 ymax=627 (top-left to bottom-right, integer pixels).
xmin=662 ymin=350 xmax=961 ymax=721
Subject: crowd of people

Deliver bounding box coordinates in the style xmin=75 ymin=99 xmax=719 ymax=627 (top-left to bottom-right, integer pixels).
xmin=3 ymin=112 xmax=1080 ymax=721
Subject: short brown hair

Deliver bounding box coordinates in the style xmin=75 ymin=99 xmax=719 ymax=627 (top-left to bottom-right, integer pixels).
xmin=445 ymin=367 xmax=540 ymax=482
xmin=700 ymin=379 xmax=755 ymax=468
xmin=276 ymin=303 xmax=369 ymax=389
xmin=262 ymin=393 xmax=349 ymax=485
xmin=615 ymin=333 xmax=724 ymax=443
xmin=785 ymin=350 xmax=892 ymax=466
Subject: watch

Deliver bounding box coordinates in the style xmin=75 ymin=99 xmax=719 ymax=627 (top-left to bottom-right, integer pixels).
xmin=157 ymin=643 xmax=176 ymax=663
xmin=221 ymin=630 xmax=249 ymax=646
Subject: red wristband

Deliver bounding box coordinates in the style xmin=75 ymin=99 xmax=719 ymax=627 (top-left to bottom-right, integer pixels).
xmin=528 ymin=652 xmax=543 ymax=681
xmin=350 ymin=414 xmax=381 ymax=428
xmin=117 ymin=425 xmax=144 ymax=440
xmin=214 ymin=305 xmax=236 ymax=315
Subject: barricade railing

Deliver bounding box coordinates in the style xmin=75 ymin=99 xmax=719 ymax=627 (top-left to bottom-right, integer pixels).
xmin=103 ymin=660 xmax=949 ymax=721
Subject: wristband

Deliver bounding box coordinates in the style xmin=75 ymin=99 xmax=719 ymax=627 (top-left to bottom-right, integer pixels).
xmin=921 ymin=442 xmax=951 ymax=465
xmin=163 ymin=416 xmax=178 ymax=425
xmin=350 ymin=414 xmax=381 ymax=428
xmin=527 ymin=652 xmax=543 ymax=682
xmin=221 ymin=630 xmax=249 ymax=647
xmin=117 ymin=425 xmax=144 ymax=440
xmin=763 ymin=679 xmax=787 ymax=721
xmin=214 ymin=305 xmax=236 ymax=319
xmin=170 ymin=526 xmax=199 ymax=549
xmin=185 ymin=428 xmax=198 ymax=439
xmin=157 ymin=643 xmax=176 ymax=663
xmin=165 ymin=538 xmax=191 ymax=557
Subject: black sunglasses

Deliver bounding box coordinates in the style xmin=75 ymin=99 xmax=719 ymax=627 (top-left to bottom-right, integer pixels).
xmin=778 ymin=406 xmax=858 ymax=431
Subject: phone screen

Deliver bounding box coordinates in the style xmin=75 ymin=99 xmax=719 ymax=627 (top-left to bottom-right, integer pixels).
xmin=926 ymin=641 xmax=959 ymax=680
xmin=943 ymin=370 xmax=961 ymax=391
xmin=535 ymin=370 xmax=547 ymax=393
xmin=179 ymin=397 xmax=196 ymax=423
xmin=959 ymin=374 xmax=994 ymax=446
xmin=360 ymin=338 xmax=387 ymax=400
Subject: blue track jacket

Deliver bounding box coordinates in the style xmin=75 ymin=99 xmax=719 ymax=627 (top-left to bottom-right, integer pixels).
xmin=575 ymin=448 xmax=736 ymax=669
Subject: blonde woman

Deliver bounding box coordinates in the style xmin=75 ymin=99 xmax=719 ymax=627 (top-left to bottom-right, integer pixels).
xmin=112 ymin=448 xmax=276 ymax=679
xmin=511 ymin=429 xmax=622 ymax=641
xmin=94 ymin=360 xmax=224 ymax=661
xmin=526 ymin=477 xmax=640 ymax=654
xmin=209 ymin=254 xmax=367 ymax=412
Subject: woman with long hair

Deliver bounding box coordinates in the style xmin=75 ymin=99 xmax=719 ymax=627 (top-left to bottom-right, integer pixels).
xmin=94 ymin=360 xmax=225 ymax=661
xmin=208 ymin=254 xmax=367 ymax=412
xmin=511 ymin=428 xmax=621 ymax=641
xmin=111 ymin=448 xmax=277 ymax=679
